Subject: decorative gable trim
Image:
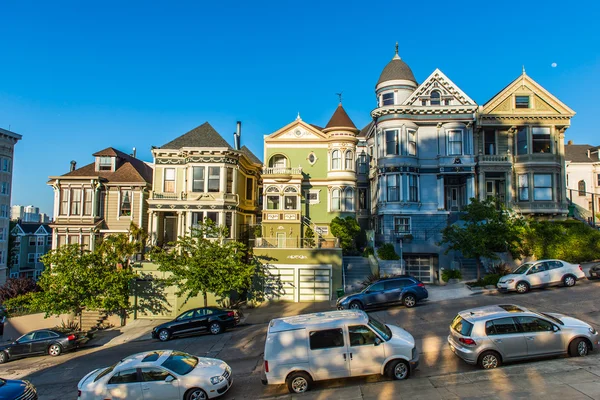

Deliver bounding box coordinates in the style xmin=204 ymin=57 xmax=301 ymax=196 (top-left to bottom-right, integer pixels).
xmin=266 ymin=120 xmax=328 ymax=141
xmin=403 ymin=69 xmax=477 ymax=107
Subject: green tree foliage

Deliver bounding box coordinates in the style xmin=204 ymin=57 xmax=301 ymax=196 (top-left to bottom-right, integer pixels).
xmin=0 ymin=277 xmax=39 ymax=304
xmin=304 ymin=226 xmax=316 ymax=247
xmin=377 ymin=243 xmax=400 ymax=260
xmin=523 ymin=220 xmax=600 ymax=262
xmin=150 ymin=220 xmax=256 ymax=307
xmin=330 ymin=216 xmax=361 ymax=254
xmin=439 ymin=198 xmax=527 ymax=280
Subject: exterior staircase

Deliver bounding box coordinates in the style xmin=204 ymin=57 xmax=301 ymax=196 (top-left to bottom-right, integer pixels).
xmin=459 ymin=258 xmax=479 ymax=281
xmin=80 ymin=310 xmax=109 ymax=331
xmin=343 ymin=257 xmax=373 ymax=294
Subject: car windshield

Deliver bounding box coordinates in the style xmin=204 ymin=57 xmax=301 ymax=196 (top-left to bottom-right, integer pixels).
xmin=161 ymin=351 xmax=199 ymax=375
xmin=530 ymin=311 xmax=564 ymax=326
xmin=368 ymin=317 xmax=392 ymax=341
xmin=513 ymin=263 xmax=533 ymax=275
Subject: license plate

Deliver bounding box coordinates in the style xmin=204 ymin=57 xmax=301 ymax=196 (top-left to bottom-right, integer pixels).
xmin=591 ymin=272 xmax=598 ymax=277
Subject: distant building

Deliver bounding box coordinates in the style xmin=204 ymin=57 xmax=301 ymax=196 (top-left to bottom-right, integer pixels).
xmin=10 ymin=205 xmax=24 ymax=220
xmin=9 ymin=222 xmax=52 ymax=280
xmin=0 ymin=127 xmax=22 ymax=284
xmin=11 ymin=205 xmax=51 ymax=223
xmin=565 ymin=141 xmax=600 ymax=217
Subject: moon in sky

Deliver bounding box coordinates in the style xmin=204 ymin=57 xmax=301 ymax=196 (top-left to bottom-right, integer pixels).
xmin=551 ymin=62 xmax=558 ymax=68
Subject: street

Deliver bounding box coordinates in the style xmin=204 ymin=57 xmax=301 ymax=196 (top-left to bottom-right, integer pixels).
xmin=3 ymin=278 xmax=600 ymax=399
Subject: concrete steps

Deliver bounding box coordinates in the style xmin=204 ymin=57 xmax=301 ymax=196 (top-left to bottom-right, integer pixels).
xmin=343 ymin=256 xmax=373 ymax=295
xmin=80 ymin=310 xmax=109 ymax=332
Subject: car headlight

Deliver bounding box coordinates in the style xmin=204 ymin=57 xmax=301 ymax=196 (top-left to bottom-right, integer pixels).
xmin=506 ymin=279 xmax=514 ymax=284
xmin=210 ymin=375 xmax=225 ymax=385
xmin=589 ymin=327 xmax=598 ymax=335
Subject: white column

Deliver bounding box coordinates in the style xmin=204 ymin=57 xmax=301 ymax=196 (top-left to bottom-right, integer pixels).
xmin=478 ymin=171 xmax=486 ymax=201
xmin=52 ymin=229 xmax=58 ymax=250
xmin=467 ymin=175 xmax=475 ymax=203
xmin=177 ymin=211 xmax=183 ymax=238
xmin=437 ymin=175 xmax=444 ymax=209
xmin=138 ymin=190 xmax=144 ymax=226
xmin=152 ymin=212 xmax=159 ymax=245
xmin=220 ymin=166 xmax=226 ymax=193
xmin=53 ymin=187 xmax=60 ymax=219
xmin=506 ymin=170 xmax=513 ymax=204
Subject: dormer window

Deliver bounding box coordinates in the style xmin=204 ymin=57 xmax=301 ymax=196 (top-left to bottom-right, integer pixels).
xmin=515 ymin=96 xmax=530 ymax=108
xmin=430 ymin=91 xmax=441 ymax=106
xmin=382 ymin=92 xmax=394 ymax=106
xmin=98 ymin=156 xmax=113 ymax=171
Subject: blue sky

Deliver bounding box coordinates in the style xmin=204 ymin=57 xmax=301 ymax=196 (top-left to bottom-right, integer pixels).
xmin=1 ymin=0 xmax=599 ymax=215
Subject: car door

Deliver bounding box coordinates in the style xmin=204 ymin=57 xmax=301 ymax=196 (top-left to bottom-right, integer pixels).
xmin=30 ymin=331 xmax=53 ymax=354
xmin=140 ymin=367 xmax=180 ymax=400
xmin=347 ymin=325 xmax=386 ymax=376
xmin=363 ymin=282 xmax=386 ymax=307
xmin=383 ymin=280 xmax=404 ymax=305
xmin=170 ymin=310 xmax=196 ymax=335
xmin=546 ymin=261 xmax=563 ymax=284
xmin=11 ymin=332 xmax=35 ymax=357
xmin=515 ymin=316 xmax=564 ymax=356
xmin=526 ymin=262 xmax=550 ymax=287
xmin=105 ymin=368 xmax=143 ymax=400
xmin=485 ymin=317 xmax=528 ymax=360
xmin=308 ymin=328 xmax=350 ymax=380
xmin=189 ymin=308 xmax=211 ymax=333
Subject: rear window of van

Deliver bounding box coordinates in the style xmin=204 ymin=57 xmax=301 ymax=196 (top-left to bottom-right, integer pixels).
xmin=451 ymin=315 xmax=473 ymax=336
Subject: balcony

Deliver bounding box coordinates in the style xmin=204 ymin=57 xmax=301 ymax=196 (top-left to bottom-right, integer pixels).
xmin=152 ymin=191 xmax=180 ymax=200
xmin=251 ymin=237 xmax=340 ymax=249
xmin=150 ymin=191 xmax=239 ymax=202
xmin=262 ymin=167 xmax=302 ymax=182
xmin=478 ymin=154 xmax=512 ymax=163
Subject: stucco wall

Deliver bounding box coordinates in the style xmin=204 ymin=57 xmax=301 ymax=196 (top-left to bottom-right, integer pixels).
xmin=2 ymin=312 xmax=75 ymax=341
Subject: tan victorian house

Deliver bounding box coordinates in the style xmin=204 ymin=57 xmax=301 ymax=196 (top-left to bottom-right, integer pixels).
xmin=147 ymin=122 xmax=261 ymax=245
xmin=48 ymin=148 xmax=153 ymax=250
xmin=476 ymin=70 xmax=575 ymax=216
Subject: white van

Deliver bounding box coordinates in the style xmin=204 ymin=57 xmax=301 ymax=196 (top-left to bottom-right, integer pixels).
xmin=261 ymin=310 xmax=419 ymax=393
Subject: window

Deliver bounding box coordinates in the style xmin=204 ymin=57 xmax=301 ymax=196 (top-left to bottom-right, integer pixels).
xmin=0 ymin=205 xmax=5 ymax=218
xmin=205 ymin=212 xmax=218 ymax=224
xmin=369 ymin=282 xmax=384 ymax=292
xmin=518 ymin=174 xmax=529 ymax=201
xmin=195 ymin=308 xmax=214 ymax=317
xmin=161 ymin=352 xmax=198 ymax=376
xmin=47 ymin=236 xmax=52 ymax=246
xmin=409 ymin=175 xmax=418 ymax=202
xmin=164 ymin=168 xmax=175 ymax=193
xmin=108 ymin=369 xmax=139 ymax=385
xmin=387 ymin=175 xmax=399 ymax=202
xmin=421 ymin=99 xmax=427 ymax=106
xmin=307 ymin=153 xmax=316 ymax=164
xmin=0 ymin=228 xmax=4 ymax=242
xmin=176 ymin=310 xmax=195 ymax=320
xmin=345 ymin=151 xmax=353 ymax=170
xmin=344 ymin=188 xmax=354 ymax=211
xmin=17 ymin=332 xmax=36 ymax=343
xmin=516 ymin=317 xmax=553 ymax=332
xmin=141 ymin=367 xmax=171 ymax=382
xmin=306 ymin=190 xmax=319 ymax=204
xmin=28 ymin=253 xmax=35 ymax=264
xmin=98 ymin=156 xmax=112 ymax=171
xmin=533 ymin=174 xmax=552 ymax=201
xmin=0 ymin=182 xmax=9 ymax=195
xmin=448 ymin=130 xmax=462 ymax=155
xmin=489 ymin=317 xmax=519 ymax=335
xmin=407 ymin=129 xmax=416 ymax=156
xmin=192 ymin=167 xmax=205 ymax=192
xmin=597 ymin=174 xmax=600 ymax=186
xmin=532 ymin=127 xmax=551 ymax=153
xmin=529 ymin=263 xmax=548 ymax=274
xmin=578 ymin=180 xmax=586 ymax=196
xmin=1 ymin=158 xmax=9 ymax=172
xmin=71 ymin=189 xmax=81 ymax=215
xmin=444 ymin=99 xmax=451 ymax=106
xmin=83 ymin=188 xmax=93 ymax=216
xmin=516 ymin=127 xmax=528 ymax=155
xmin=269 ymin=155 xmax=287 ymax=168
xmin=385 ymin=130 xmax=399 ymax=156
xmin=331 ymin=150 xmax=341 ymax=170
xmin=358 ymin=153 xmax=368 ymax=174
xmin=60 ymin=189 xmax=69 ymax=215
xmin=331 ymin=188 xmax=341 ymax=211
xmin=225 ymin=212 xmax=232 ymax=238
xmin=451 ymin=315 xmax=474 ymax=336
xmin=484 ymin=130 xmax=496 ymax=155
xmin=226 ymin=168 xmax=233 ymax=194
xmin=394 ymin=217 xmax=410 ymax=233
xmin=37 ymin=236 xmax=44 ymax=246
xmin=546 ymin=260 xmax=563 ymax=270
xmin=348 ymin=325 xmax=378 ymax=346
xmin=376 ymin=132 xmax=383 ymax=158
xmin=284 ymin=195 xmax=297 ymax=210
xmin=120 ymin=190 xmax=132 ymax=216
xmin=515 ymin=96 xmax=530 ymax=108
xmin=246 ymin=177 xmax=253 ymax=200
xmin=382 ymin=92 xmax=394 ymax=106
xmin=267 ymin=194 xmax=280 ymax=210
xmin=29 ymin=236 xmax=36 ymax=246
xmin=309 ymin=328 xmax=344 ymax=350
xmin=359 ymin=189 xmax=367 ymax=210
xmin=430 ymin=90 xmax=441 ymax=106
xmin=208 ymin=167 xmax=220 ymax=192
xmin=34 ymin=331 xmax=53 ymax=340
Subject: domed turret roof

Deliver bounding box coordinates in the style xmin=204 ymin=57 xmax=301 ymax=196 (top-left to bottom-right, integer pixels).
xmin=377 ymin=44 xmax=417 ymax=85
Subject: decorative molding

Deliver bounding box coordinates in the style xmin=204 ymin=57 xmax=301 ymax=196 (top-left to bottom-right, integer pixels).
xmin=287 ymin=255 xmax=308 ymax=259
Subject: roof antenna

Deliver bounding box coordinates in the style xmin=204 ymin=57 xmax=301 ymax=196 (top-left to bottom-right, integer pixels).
xmin=336 ymin=91 xmax=343 ymax=104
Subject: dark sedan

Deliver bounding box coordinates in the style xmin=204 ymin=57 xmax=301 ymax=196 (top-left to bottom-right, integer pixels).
xmin=337 ymin=276 xmax=429 ymax=310
xmin=152 ymin=307 xmax=240 ymax=342
xmin=0 ymin=378 xmax=37 ymax=400
xmin=0 ymin=329 xmax=88 ymax=364
xmin=589 ymin=263 xmax=600 ymax=279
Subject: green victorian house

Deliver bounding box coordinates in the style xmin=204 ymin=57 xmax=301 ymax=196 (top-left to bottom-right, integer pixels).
xmin=253 ymin=105 xmax=360 ymax=302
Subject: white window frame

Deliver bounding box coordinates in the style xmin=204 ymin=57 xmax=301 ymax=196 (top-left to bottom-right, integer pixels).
xmin=306 ymin=190 xmax=320 ymax=205
xmin=407 ymin=129 xmax=417 ymax=156
xmin=331 ymin=188 xmax=341 ymax=211
xmin=385 ymin=129 xmax=399 ymax=156
xmin=409 ymin=175 xmax=419 ymax=202
xmin=518 ymin=174 xmax=529 ymax=201
xmin=343 ymin=187 xmax=355 ymax=211
xmin=381 ymin=92 xmax=394 ymax=106
xmin=163 ymin=168 xmax=176 ymax=193
xmin=447 ymin=130 xmax=463 ymax=156
xmin=345 ymin=151 xmax=354 ymax=171
xmin=394 ymin=217 xmax=411 ymax=234
xmin=533 ymin=174 xmax=553 ymax=201
xmin=28 ymin=253 xmax=35 ymax=263
xmin=331 ymin=150 xmax=341 ymax=170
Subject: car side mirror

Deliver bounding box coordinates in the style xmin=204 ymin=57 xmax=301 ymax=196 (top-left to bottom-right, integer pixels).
xmin=374 ymin=337 xmax=382 ymax=346
xmin=165 ymin=375 xmax=175 ymax=383
xmin=552 ymin=325 xmax=559 ymax=332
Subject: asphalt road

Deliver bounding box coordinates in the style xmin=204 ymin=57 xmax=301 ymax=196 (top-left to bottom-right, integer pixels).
xmin=4 ymin=277 xmax=600 ymax=399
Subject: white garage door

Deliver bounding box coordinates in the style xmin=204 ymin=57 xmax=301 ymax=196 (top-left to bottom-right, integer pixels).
xmin=298 ymin=268 xmax=331 ymax=302
xmin=265 ymin=267 xmax=295 ymax=301
xmin=405 ymin=256 xmax=433 ymax=283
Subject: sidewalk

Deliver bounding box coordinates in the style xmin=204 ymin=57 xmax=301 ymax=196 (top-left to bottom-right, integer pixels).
xmin=425 ymin=282 xmax=478 ymax=302
xmin=267 ymin=353 xmax=600 ymax=399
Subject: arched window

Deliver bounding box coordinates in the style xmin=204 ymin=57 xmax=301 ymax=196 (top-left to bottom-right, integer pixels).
xmin=578 ymin=180 xmax=586 ymax=196
xmin=266 ymin=186 xmax=280 ymax=210
xmin=331 ymin=150 xmax=341 ymax=170
xmin=344 ymin=188 xmax=354 ymax=211
xmin=345 ymin=151 xmax=354 ymax=170
xmin=332 ymin=188 xmax=341 ymax=211
xmin=268 ymin=155 xmax=287 ymax=168
xmin=430 ymin=90 xmax=441 ymax=106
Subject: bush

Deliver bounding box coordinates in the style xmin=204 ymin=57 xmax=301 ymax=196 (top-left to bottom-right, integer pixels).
xmin=486 ymin=262 xmax=512 ymax=276
xmin=361 ymin=272 xmax=391 ymax=289
xmin=377 ymin=244 xmax=400 ymax=260
xmin=363 ymin=246 xmax=374 ymax=257
xmin=442 ymin=269 xmax=462 ymax=282
xmin=483 ymin=274 xmax=501 ymax=286
xmin=53 ymin=320 xmax=81 ymax=334
xmin=0 ymin=277 xmax=40 ymax=304
xmin=466 ymin=279 xmax=485 ymax=287
xmin=3 ymin=292 xmax=40 ymax=317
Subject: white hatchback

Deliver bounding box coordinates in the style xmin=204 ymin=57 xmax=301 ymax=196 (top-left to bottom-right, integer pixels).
xmin=497 ymin=259 xmax=585 ymax=294
xmin=77 ymin=350 xmax=232 ymax=400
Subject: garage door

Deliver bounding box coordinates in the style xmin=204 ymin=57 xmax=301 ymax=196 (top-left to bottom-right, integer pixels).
xmin=405 ymin=256 xmax=432 ymax=283
xmin=265 ymin=267 xmax=295 ymax=301
xmin=298 ymin=268 xmax=331 ymax=302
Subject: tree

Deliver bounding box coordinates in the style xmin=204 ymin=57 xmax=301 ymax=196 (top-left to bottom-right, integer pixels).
xmin=150 ymin=220 xmax=256 ymax=307
xmin=304 ymin=226 xmax=316 ymax=247
xmin=0 ymin=277 xmax=39 ymax=304
xmin=439 ymin=198 xmax=527 ymax=280
xmin=330 ymin=216 xmax=361 ymax=254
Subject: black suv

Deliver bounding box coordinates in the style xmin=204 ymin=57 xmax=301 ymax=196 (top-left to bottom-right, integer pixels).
xmin=151 ymin=307 xmax=240 ymax=342
xmin=336 ymin=276 xmax=429 ymax=310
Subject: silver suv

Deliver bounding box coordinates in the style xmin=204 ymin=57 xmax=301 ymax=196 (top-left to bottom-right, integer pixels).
xmin=448 ymin=304 xmax=599 ymax=369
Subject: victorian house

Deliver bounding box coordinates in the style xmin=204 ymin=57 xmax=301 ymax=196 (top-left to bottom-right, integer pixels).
xmin=9 ymin=222 xmax=52 ymax=280
xmin=48 ymin=148 xmax=153 ymax=250
xmin=564 ymin=141 xmax=599 ymax=221
xmin=147 ymin=122 xmax=261 ymax=245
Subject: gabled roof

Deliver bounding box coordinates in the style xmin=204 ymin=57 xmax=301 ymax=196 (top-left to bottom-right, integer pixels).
xmin=403 ymin=69 xmax=477 ymax=107
xmin=160 ymin=122 xmax=232 ymax=150
xmin=93 ymin=148 xmax=124 ymax=157
xmin=240 ymin=145 xmax=262 ymax=164
xmin=12 ymin=222 xmax=51 ymax=235
xmin=358 ymin=122 xmax=374 ymax=139
xmin=324 ymin=104 xmax=358 ymax=131
xmin=265 ymin=119 xmax=328 ymax=141
xmin=565 ymin=143 xmax=600 ymax=163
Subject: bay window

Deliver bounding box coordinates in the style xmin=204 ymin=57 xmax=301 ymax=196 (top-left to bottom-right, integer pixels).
xmin=386 ymin=130 xmax=399 ymax=156
xmin=331 ymin=150 xmax=341 ymax=170
xmin=532 ymin=127 xmax=551 ymax=153
xmin=409 ymin=175 xmax=418 ymax=202
xmin=345 ymin=151 xmax=354 ymax=170
xmin=192 ymin=167 xmax=205 ymax=192
xmin=448 ymin=130 xmax=463 ymax=155
xmin=208 ymin=167 xmax=220 ymax=192
xmin=533 ymin=174 xmax=552 ymax=201
xmin=387 ymin=175 xmax=399 ymax=202
xmin=382 ymin=92 xmax=394 ymax=106
xmin=394 ymin=217 xmax=410 ymax=233
xmin=344 ymin=188 xmax=354 ymax=211
xmin=358 ymin=153 xmax=368 ymax=174
xmin=332 ymin=189 xmax=341 ymax=211
xmin=518 ymin=174 xmax=529 ymax=201
xmin=284 ymin=186 xmax=298 ymax=210
xmin=407 ymin=129 xmax=417 ymax=156
xmin=516 ymin=127 xmax=528 ymax=155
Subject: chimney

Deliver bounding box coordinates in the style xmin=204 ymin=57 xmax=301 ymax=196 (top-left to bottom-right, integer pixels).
xmin=70 ymin=160 xmax=77 ymax=172
xmin=235 ymin=121 xmax=241 ymax=150
xmin=133 ymin=147 xmax=137 ymax=158
xmin=588 ymin=149 xmax=591 ymax=159
xmin=567 ymin=140 xmax=573 ymax=145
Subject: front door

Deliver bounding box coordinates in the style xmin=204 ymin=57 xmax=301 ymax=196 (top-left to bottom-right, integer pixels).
xmin=516 ymin=316 xmax=564 ymax=356
xmin=164 ymin=216 xmax=178 ymax=244
xmin=277 ymin=233 xmax=286 ymax=248
xmin=140 ymin=367 xmax=180 ymax=400
xmin=486 ymin=180 xmax=496 ymax=200
xmin=347 ymin=325 xmax=386 ymax=376
xmin=526 ymin=262 xmax=550 ymax=287
xmin=308 ymin=328 xmax=350 ymax=380
xmin=486 ymin=317 xmax=528 ymax=360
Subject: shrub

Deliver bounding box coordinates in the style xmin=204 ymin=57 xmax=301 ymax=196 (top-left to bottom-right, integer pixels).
xmin=377 ymin=244 xmax=400 ymax=260
xmin=0 ymin=277 xmax=40 ymax=304
xmin=363 ymin=246 xmax=374 ymax=257
xmin=3 ymin=292 xmax=40 ymax=317
xmin=360 ymin=272 xmax=391 ymax=288
xmin=483 ymin=274 xmax=501 ymax=286
xmin=442 ymin=269 xmax=462 ymax=282
xmin=486 ymin=262 xmax=512 ymax=276
xmin=466 ymin=279 xmax=485 ymax=287
xmin=53 ymin=320 xmax=81 ymax=334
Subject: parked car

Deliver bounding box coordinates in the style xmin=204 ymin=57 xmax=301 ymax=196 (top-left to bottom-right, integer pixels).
xmin=588 ymin=263 xmax=600 ymax=280
xmin=152 ymin=307 xmax=240 ymax=342
xmin=77 ymin=350 xmax=231 ymax=400
xmin=336 ymin=276 xmax=428 ymax=310
xmin=0 ymin=378 xmax=37 ymax=399
xmin=0 ymin=329 xmax=88 ymax=364
xmin=262 ymin=310 xmax=419 ymax=394
xmin=496 ymin=259 xmax=585 ymax=294
xmin=447 ymin=304 xmax=600 ymax=369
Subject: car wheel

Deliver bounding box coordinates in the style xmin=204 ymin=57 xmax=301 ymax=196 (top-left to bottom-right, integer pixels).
xmin=516 ymin=281 xmax=529 ymax=294
xmin=0 ymin=351 xmax=8 ymax=364
xmin=185 ymin=387 xmax=208 ymax=400
xmin=563 ymin=275 xmax=576 ymax=287
xmin=349 ymin=301 xmax=363 ymax=310
xmin=478 ymin=351 xmax=501 ymax=369
xmin=48 ymin=344 xmax=62 ymax=357
xmin=569 ymin=338 xmax=589 ymax=357
xmin=209 ymin=322 xmax=222 ymax=335
xmin=403 ymin=294 xmax=416 ymax=308
xmin=386 ymin=359 xmax=409 ymax=380
xmin=158 ymin=329 xmax=170 ymax=342
xmin=286 ymin=371 xmax=312 ymax=394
